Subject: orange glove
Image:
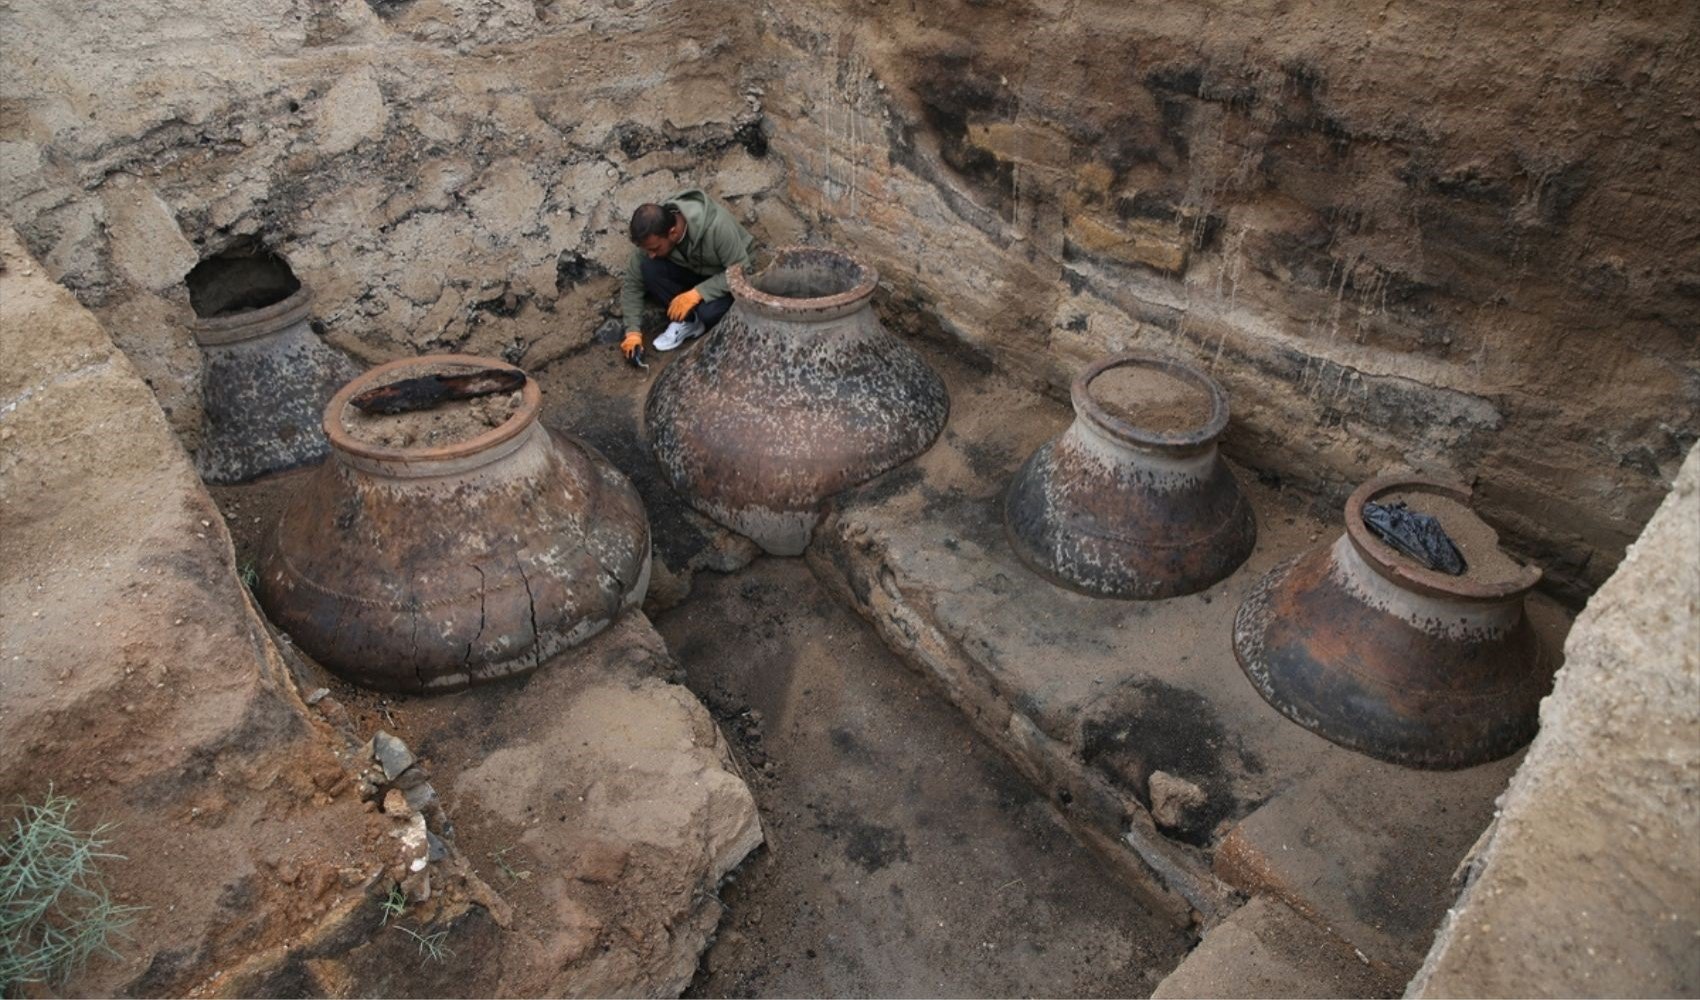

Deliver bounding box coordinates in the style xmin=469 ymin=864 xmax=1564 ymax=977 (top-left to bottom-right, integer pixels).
xmin=667 ymin=289 xmax=704 ymax=322
xmin=620 ymin=331 xmax=643 ymax=358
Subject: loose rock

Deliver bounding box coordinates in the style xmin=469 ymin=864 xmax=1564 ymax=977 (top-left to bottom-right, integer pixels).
xmin=1149 ymin=770 xmax=1210 ymax=832
xmin=372 ymin=730 xmax=416 ymax=781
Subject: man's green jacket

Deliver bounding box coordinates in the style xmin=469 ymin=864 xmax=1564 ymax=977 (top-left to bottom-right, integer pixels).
xmin=620 ymin=188 xmax=756 ymax=325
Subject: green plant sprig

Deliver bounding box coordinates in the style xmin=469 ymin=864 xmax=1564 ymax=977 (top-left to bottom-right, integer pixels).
xmin=0 ymin=789 xmax=142 ymax=994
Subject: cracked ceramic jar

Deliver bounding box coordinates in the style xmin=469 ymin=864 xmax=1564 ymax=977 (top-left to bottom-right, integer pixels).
xmin=1005 ymin=353 xmax=1256 ymax=599
xmin=257 ymin=355 xmax=651 ymax=693
xmin=193 ymin=283 xmax=362 ymax=484
xmin=1232 ymin=476 xmax=1553 ymax=769
xmin=645 ymin=246 xmax=949 ymax=555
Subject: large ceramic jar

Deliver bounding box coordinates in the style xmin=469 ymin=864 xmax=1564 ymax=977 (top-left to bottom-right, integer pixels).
xmin=257 ymin=355 xmax=651 ymax=693
xmin=193 ymin=283 xmax=361 ymax=484
xmin=1005 ymin=353 xmax=1256 ymax=599
xmin=1232 ymin=476 xmax=1553 ymax=769
xmin=645 ymin=246 xmax=949 ymax=555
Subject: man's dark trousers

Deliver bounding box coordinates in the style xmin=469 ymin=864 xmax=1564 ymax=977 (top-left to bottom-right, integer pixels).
xmin=640 ymin=257 xmax=733 ymax=328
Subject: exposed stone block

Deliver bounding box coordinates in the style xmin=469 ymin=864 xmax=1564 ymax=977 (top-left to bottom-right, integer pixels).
xmin=967 ymin=120 xmax=1076 ymax=171
xmin=1067 ymin=211 xmax=1191 ymax=274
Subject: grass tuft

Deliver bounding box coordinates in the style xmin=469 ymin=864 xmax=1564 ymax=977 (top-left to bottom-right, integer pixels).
xmin=395 ymin=925 xmax=452 ymax=963
xmin=0 ymin=789 xmax=142 ymax=995
xmin=487 ymin=847 xmax=531 ymax=883
xmin=380 ymin=884 xmax=407 ymax=924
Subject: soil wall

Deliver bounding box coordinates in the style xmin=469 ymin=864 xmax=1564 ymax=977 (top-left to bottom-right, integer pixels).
xmin=754 ymin=0 xmax=1700 ymax=599
xmin=4 ymin=1 xmax=1694 ymax=597
xmin=0 ymin=229 xmax=389 ymax=996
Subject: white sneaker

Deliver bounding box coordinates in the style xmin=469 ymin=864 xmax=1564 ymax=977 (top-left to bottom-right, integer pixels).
xmin=652 ymin=319 xmax=705 ymax=351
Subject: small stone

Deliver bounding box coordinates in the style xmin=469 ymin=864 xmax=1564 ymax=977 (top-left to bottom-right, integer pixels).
xmin=382 ymin=788 xmax=410 ymax=816
xmin=390 ymin=812 xmax=431 ymax=872
xmin=1149 ymin=770 xmax=1210 ymax=832
xmin=392 ymin=764 xmax=430 ymax=790
xmin=403 ymin=781 xmax=437 ymax=813
xmin=402 ymin=869 xmax=431 ymax=902
xmin=426 ymin=831 xmax=448 ymax=862
xmin=304 ymin=687 xmax=330 ymax=705
xmin=591 ymin=317 xmax=624 ymax=345
xmin=372 ymin=730 xmax=416 ymax=781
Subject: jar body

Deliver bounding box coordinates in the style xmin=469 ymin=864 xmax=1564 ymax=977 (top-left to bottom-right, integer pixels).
xmin=257 ymin=357 xmax=650 ymax=692
xmin=645 ymin=248 xmax=948 ymax=555
xmin=194 ymin=286 xmax=360 ymax=484
xmin=1232 ymin=479 xmax=1553 ymax=769
xmin=1005 ymin=354 xmax=1255 ymax=599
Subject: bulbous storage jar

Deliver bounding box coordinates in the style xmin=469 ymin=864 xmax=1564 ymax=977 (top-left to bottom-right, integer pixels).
xmin=257 ymin=355 xmax=651 ymax=693
xmin=1233 ymin=476 xmax=1553 ymax=769
xmin=645 ymin=246 xmax=949 ymax=555
xmin=193 ymin=283 xmax=361 ymax=484
xmin=1005 ymin=353 xmax=1256 ymax=599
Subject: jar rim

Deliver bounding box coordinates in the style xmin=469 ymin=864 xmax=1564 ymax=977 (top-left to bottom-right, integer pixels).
xmin=1071 ymin=352 xmax=1229 ymax=451
xmin=1343 ymin=475 xmax=1541 ymax=601
xmin=323 ymin=354 xmax=541 ymax=466
xmin=726 ymin=246 xmax=879 ymax=320
xmin=191 ymin=284 xmax=315 ymax=346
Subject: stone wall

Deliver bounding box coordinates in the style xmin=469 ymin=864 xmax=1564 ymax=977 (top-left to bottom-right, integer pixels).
xmin=754 ymin=0 xmax=1700 ymax=600
xmin=1407 ymin=442 xmax=1699 ymax=997
xmin=0 ymin=0 xmax=800 ymax=450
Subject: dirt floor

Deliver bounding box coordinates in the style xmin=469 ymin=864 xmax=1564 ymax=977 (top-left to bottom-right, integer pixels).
xmin=657 ymin=559 xmax=1193 ymax=998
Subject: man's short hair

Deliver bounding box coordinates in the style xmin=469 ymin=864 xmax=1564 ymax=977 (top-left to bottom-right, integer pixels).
xmin=629 ymin=202 xmax=680 ymax=243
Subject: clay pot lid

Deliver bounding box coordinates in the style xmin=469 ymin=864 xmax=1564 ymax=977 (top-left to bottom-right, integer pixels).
xmin=323 ymin=354 xmax=541 ymax=465
xmin=727 ymin=246 xmax=879 ymax=320
xmin=191 ymin=284 xmax=315 ymax=347
xmin=1073 ymin=353 xmax=1229 ymax=451
xmin=1344 ymin=475 xmax=1542 ymax=601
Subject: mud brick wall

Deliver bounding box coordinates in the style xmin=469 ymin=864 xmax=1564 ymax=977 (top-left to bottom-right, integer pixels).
xmin=756 ymin=0 xmax=1700 ymax=600
xmin=0 ymin=0 xmax=800 ymax=451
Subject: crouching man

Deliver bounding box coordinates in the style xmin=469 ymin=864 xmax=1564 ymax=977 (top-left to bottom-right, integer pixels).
xmin=619 ymin=188 xmax=756 ymax=359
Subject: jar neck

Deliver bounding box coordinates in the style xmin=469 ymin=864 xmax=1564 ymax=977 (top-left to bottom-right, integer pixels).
xmin=192 ymin=287 xmax=315 ymax=347
xmin=334 ymin=418 xmax=547 ymax=481
xmin=1330 ymin=535 xmax=1525 ymax=637
xmin=1066 ymin=413 xmax=1220 ymax=482
xmin=733 ymin=291 xmax=874 ymax=324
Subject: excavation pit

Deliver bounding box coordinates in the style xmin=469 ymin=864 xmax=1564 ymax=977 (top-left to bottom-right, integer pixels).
xmin=209 ymin=337 xmax=1575 ymax=997
xmin=6 ymin=3 xmax=1694 ymax=995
